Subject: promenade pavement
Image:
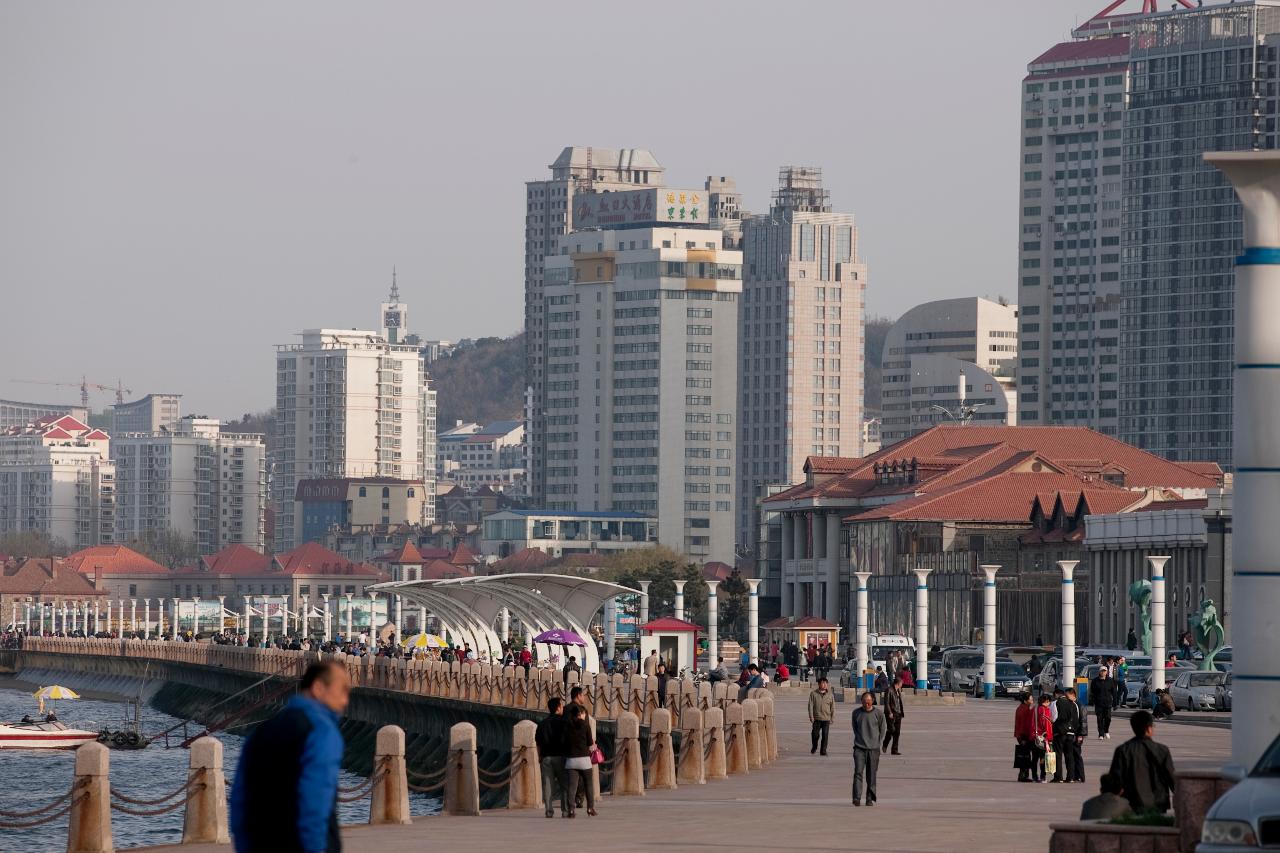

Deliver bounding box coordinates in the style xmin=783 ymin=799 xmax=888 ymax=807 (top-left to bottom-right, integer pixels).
xmin=149 ymin=690 xmax=1230 ymax=853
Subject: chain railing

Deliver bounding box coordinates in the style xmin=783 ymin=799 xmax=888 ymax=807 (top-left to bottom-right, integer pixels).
xmin=109 ymin=773 xmax=207 ymax=818
xmin=0 ymin=778 xmax=87 ymax=830
xmin=405 ymin=749 xmax=458 ymax=795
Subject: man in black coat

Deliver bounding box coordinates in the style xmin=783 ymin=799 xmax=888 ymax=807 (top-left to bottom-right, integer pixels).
xmin=1089 ymin=665 xmax=1118 ymax=739
xmin=1108 ymin=710 xmax=1177 ymax=813
xmin=1051 ymin=688 xmax=1081 ymax=782
xmin=535 ymin=697 xmax=568 ymax=818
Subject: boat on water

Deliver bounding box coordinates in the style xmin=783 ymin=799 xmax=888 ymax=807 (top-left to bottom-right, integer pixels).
xmin=0 ymin=719 xmax=99 ymax=749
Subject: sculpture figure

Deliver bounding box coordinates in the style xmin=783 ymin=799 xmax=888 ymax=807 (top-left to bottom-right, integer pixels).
xmin=1128 ymin=579 xmax=1152 ymax=656
xmin=1188 ymin=599 xmax=1226 ymax=671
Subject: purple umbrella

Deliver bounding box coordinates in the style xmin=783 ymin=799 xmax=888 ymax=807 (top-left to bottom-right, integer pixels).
xmin=533 ymin=628 xmax=587 ymax=646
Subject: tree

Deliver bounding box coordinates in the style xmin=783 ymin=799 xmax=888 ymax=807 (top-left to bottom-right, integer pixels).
xmin=125 ymin=528 xmax=198 ymax=569
xmin=0 ymin=530 xmax=69 ymax=558
xmin=597 ymin=546 xmax=707 ymax=624
xmin=718 ymin=571 xmax=751 ymax=643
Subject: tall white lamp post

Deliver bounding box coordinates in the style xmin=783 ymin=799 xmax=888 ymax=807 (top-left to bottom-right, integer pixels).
xmin=981 ymin=565 xmax=1000 ymax=700
xmin=913 ymin=568 xmax=932 ymax=691
xmin=1059 ymin=560 xmax=1079 ymax=690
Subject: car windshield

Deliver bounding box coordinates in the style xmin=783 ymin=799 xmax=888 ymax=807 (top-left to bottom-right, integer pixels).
xmin=997 ymin=663 xmax=1025 ymax=679
xmin=1254 ymin=735 xmax=1280 ymax=776
xmin=871 ymin=646 xmax=908 ymax=661
xmin=950 ymin=653 xmax=983 ymax=669
xmin=1187 ymin=672 xmax=1225 ymax=687
xmin=1126 ymin=667 xmax=1151 ymax=683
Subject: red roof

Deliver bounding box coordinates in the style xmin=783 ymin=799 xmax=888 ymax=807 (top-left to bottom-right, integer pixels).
xmin=1029 ymin=35 xmax=1129 ymax=67
xmin=386 ymin=541 xmax=426 ymax=564
xmin=83 ymin=429 xmax=110 ymax=440
xmin=41 ymin=428 xmax=74 ymax=440
xmin=1135 ymin=498 xmax=1209 ymax=512
xmin=793 ymin=616 xmax=841 ymax=629
xmin=65 ymin=545 xmax=170 ymax=576
xmin=490 ymin=547 xmax=553 ymax=574
xmin=47 ymin=415 xmax=91 ymax=432
xmin=421 ymin=559 xmax=474 ymax=580
xmin=448 ymin=542 xmax=479 ymax=566
xmin=176 ymin=544 xmax=272 ymax=577
xmin=640 ymin=617 xmax=701 ymax=633
xmin=0 ymin=557 xmax=107 ymax=596
xmin=702 ymin=561 xmax=734 ymax=582
xmin=272 ymin=542 xmax=379 ymax=578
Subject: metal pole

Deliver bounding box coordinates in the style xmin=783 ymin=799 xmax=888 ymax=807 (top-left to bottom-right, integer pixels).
xmin=1148 ymin=556 xmax=1170 ymax=691
xmin=706 ymin=581 xmax=719 ymax=672
xmin=1204 ymin=151 xmax=1280 ymax=769
xmin=981 ymin=565 xmax=1000 ymax=700
xmin=914 ymin=568 xmax=932 ymax=690
xmin=854 ymin=570 xmax=871 ymax=684
xmin=1059 ymin=561 xmax=1079 ymax=690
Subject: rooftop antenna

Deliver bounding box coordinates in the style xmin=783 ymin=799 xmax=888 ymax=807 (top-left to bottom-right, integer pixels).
xmin=389 ymin=266 xmax=400 ymax=303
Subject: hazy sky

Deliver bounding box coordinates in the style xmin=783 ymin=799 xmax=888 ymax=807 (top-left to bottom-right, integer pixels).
xmin=2 ymin=0 xmax=1112 ymax=417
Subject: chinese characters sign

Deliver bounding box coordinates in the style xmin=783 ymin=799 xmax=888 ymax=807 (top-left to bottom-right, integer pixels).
xmin=573 ymin=188 xmax=706 ymax=229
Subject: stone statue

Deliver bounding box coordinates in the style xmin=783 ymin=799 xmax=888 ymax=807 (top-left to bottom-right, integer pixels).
xmin=1128 ymin=580 xmax=1152 ymax=656
xmin=1189 ymin=599 xmax=1226 ymax=671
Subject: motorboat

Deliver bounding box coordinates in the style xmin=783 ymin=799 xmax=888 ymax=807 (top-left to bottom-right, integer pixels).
xmin=0 ymin=719 xmax=99 ymax=749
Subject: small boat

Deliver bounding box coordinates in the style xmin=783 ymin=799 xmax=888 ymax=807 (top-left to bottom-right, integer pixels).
xmin=0 ymin=720 xmax=99 ymax=749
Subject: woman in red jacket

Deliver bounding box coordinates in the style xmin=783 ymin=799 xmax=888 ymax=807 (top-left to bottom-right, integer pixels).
xmin=1013 ymin=692 xmax=1053 ymax=782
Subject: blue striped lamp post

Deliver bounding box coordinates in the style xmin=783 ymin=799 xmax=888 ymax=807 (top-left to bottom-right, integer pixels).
xmin=981 ymin=565 xmax=1000 ymax=700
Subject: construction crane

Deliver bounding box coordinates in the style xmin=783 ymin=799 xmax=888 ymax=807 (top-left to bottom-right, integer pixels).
xmin=15 ymin=376 xmax=133 ymax=408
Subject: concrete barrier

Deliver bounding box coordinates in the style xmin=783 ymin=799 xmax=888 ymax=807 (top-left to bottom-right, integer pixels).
xmin=68 ymin=741 xmax=112 ymax=853
xmin=611 ymin=711 xmax=644 ymax=796
xmin=444 ymin=722 xmax=480 ymax=816
xmin=724 ymin=702 xmax=748 ymax=776
xmin=369 ymin=725 xmax=411 ymax=826
xmin=677 ymin=707 xmax=705 ymax=785
xmin=741 ymin=698 xmax=762 ymax=770
xmin=703 ymin=706 xmax=726 ymax=780
xmin=183 ymin=737 xmax=230 ymax=843
xmin=646 ymin=708 xmax=676 ymax=791
xmin=507 ymin=720 xmax=541 ymax=810
xmin=758 ymin=693 xmax=778 ymax=762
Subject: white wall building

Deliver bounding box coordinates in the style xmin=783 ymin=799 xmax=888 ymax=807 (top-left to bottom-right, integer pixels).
xmin=273 ymin=286 xmax=437 ymax=551
xmin=0 ymin=415 xmax=115 ymax=549
xmin=541 ymin=207 xmax=741 ymax=562
xmin=113 ymin=416 xmax=267 ymax=553
xmin=481 ymin=509 xmax=657 ymax=559
xmin=437 ymin=419 xmax=525 ymax=493
xmin=880 ymin=297 xmax=1018 ymax=445
xmin=112 ymin=393 xmax=182 ymax=435
xmin=0 ymin=399 xmax=89 ymax=432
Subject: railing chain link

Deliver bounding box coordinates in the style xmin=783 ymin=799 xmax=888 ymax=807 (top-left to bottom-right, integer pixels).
xmin=111 ymin=768 xmax=204 ymax=806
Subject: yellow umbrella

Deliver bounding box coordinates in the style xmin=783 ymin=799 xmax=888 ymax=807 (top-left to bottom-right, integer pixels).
xmin=34 ymin=685 xmax=80 ymax=700
xmin=402 ymin=633 xmax=448 ymax=650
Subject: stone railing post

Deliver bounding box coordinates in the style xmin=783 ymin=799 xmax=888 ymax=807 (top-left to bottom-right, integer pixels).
xmin=724 ymin=703 xmax=748 ymax=776
xmin=612 ymin=711 xmax=645 ymax=796
xmin=67 ymin=741 xmax=112 ymax=853
xmin=758 ymin=693 xmax=778 ymax=762
xmin=677 ymin=707 xmax=704 ymax=785
xmin=182 ymin=737 xmax=229 ymax=844
xmin=444 ymin=722 xmax=480 ymax=816
xmin=741 ymin=698 xmax=762 ymax=769
xmin=369 ymin=725 xmax=411 ymax=825
xmin=628 ymin=674 xmax=647 ymax=718
xmin=703 ymin=706 xmax=726 ymax=780
xmin=646 ymin=708 xmax=676 ymax=790
xmin=507 ymin=720 xmax=541 ymax=810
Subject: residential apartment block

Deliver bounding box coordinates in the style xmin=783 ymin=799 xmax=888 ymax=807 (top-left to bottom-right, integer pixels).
xmin=0 ymin=415 xmax=115 ymax=550
xmin=541 ymin=205 xmax=741 ymax=562
xmin=739 ymin=167 xmax=867 ymax=560
xmin=525 ymin=147 xmax=664 ymax=506
xmin=112 ymin=416 xmax=267 ymax=553
xmin=273 ymin=289 xmax=437 ymax=550
xmin=112 ymin=393 xmax=182 ymax=435
xmin=436 ymin=419 xmax=525 ymax=494
xmin=879 ymin=297 xmax=1017 ymax=445
xmin=0 ymin=399 xmax=89 ymax=432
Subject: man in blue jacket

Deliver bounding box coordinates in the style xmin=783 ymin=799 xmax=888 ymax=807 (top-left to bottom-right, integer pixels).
xmin=230 ymin=660 xmax=351 ymax=853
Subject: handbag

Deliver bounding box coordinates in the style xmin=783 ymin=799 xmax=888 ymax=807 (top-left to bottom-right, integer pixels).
xmin=1044 ymin=750 xmax=1057 ymax=776
xmin=589 ymin=744 xmax=604 ymax=766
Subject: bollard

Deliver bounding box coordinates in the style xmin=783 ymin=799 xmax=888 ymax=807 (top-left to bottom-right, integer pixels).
xmin=444 ymin=722 xmax=480 ymax=816
xmin=703 ymin=706 xmax=726 ymax=780
xmin=67 ymin=741 xmax=112 ymax=853
xmin=507 ymin=720 xmax=541 ymax=810
xmin=741 ymin=698 xmax=763 ymax=769
xmin=676 ymin=707 xmax=705 ymax=785
xmin=182 ymin=737 xmax=229 ymax=844
xmin=696 ymin=680 xmax=713 ymax=710
xmin=611 ymin=711 xmax=645 ymax=796
xmin=758 ymin=693 xmax=779 ymax=762
xmin=646 ymin=708 xmax=676 ymax=791
xmin=369 ymin=725 xmax=411 ymax=826
xmin=628 ymin=674 xmax=647 ymax=718
xmin=724 ymin=703 xmax=748 ymax=776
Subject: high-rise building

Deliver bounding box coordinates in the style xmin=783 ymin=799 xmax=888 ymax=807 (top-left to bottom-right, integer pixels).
xmin=525 ymin=147 xmax=663 ymax=506
xmin=0 ymin=399 xmax=89 ymax=432
xmin=113 ymin=417 xmax=267 ymax=553
xmin=541 ymin=196 xmax=742 ymax=562
xmin=1017 ymin=20 xmax=1131 ymax=435
xmin=738 ymin=167 xmax=867 ymax=557
xmin=879 ymin=297 xmax=1018 ymax=445
xmin=112 ymin=393 xmax=182 ymax=435
xmin=0 ymin=414 xmax=115 ymax=549
xmin=273 ymin=286 xmax=437 ymax=551
xmin=705 ymin=175 xmax=749 ymax=249
xmin=1119 ymin=0 xmax=1280 ymax=466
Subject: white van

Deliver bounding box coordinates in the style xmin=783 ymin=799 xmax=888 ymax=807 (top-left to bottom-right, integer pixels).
xmin=844 ymin=633 xmax=915 ymax=687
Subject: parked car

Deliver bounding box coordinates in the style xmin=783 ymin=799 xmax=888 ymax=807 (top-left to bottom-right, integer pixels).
xmin=1035 ymin=656 xmax=1094 ymax=694
xmin=1169 ymin=670 xmax=1227 ymax=711
xmin=940 ymin=648 xmax=984 ymax=692
xmin=997 ymin=645 xmax=1047 ymax=668
xmin=926 ymin=659 xmax=942 ymax=690
xmin=970 ymin=660 xmax=1031 ymax=697
xmin=1198 ymin=732 xmax=1280 ymax=851
xmin=1123 ymin=666 xmax=1152 ymax=707
xmin=1214 ymin=673 xmax=1232 ymax=712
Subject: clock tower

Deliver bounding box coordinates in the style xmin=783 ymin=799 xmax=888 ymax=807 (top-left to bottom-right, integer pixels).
xmin=380 ymin=267 xmax=408 ymax=344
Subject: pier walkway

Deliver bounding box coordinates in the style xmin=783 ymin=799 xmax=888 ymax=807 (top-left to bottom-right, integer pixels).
xmin=144 ymin=691 xmax=1229 ymax=853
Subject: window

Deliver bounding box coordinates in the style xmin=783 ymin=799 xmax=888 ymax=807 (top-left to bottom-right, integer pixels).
xmin=359 ymin=486 xmax=367 ymax=497
xmin=407 ymin=487 xmax=415 ymax=497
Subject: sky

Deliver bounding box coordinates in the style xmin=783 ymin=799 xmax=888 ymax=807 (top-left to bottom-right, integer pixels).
xmin=1 ymin=0 xmax=1114 ymax=418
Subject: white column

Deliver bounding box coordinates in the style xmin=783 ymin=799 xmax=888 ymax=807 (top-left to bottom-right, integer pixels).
xmin=216 ymin=596 xmax=225 ymax=636
xmin=281 ymin=595 xmax=291 ymax=637
xmin=143 ymin=599 xmax=151 ymax=639
xmin=1207 ymin=152 xmax=1280 ymax=769
xmin=1148 ymin=556 xmax=1170 ymax=691
xmin=637 ymin=581 xmax=650 ymax=626
xmin=673 ymin=580 xmax=686 ymax=622
xmin=747 ymin=579 xmax=761 ymax=665
xmin=1059 ymin=561 xmax=1079 ymax=690
xmin=157 ymin=598 xmax=166 ymax=638
xmin=23 ymin=601 xmax=31 ymax=632
xmin=130 ymin=599 xmax=137 ymax=634
xmin=367 ymin=592 xmax=377 ymax=635
xmin=603 ymin=598 xmax=616 ymax=662
xmin=913 ymin=568 xmax=932 ymax=691
xmin=396 ymin=596 xmax=404 ymax=636
xmin=260 ymin=597 xmax=269 ymax=645
xmin=192 ymin=598 xmax=201 ymax=637
xmin=301 ymin=595 xmax=310 ymax=637
xmin=242 ymin=598 xmax=251 ymax=639
xmin=105 ymin=599 xmax=112 ymax=634
xmin=981 ymin=565 xmax=1000 ymax=700
xmin=705 ymin=581 xmax=719 ymax=672
xmin=60 ymin=602 xmax=67 ymax=634
xmin=321 ymin=594 xmax=331 ymax=642
xmin=825 ymin=512 xmax=841 ymax=625
xmin=345 ymin=594 xmax=354 ymax=638
xmin=172 ymin=598 xmax=179 ymax=638
xmin=418 ymin=606 xmax=427 ymax=635
xmin=854 ymin=571 xmax=871 ymax=684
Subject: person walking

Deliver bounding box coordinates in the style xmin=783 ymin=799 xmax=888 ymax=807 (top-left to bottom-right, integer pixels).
xmin=851 ymin=691 xmax=887 ymax=806
xmin=1051 ymin=687 xmax=1081 ymax=782
xmin=1108 ymin=710 xmax=1177 ymax=814
xmin=882 ymin=679 xmax=905 ymax=755
xmin=562 ymin=704 xmax=597 ymax=818
xmin=655 ymin=663 xmax=669 ymax=709
xmin=808 ymin=677 xmax=835 ymax=756
xmin=535 ymin=697 xmax=568 ymax=818
xmin=230 ymin=661 xmax=350 ymax=853
xmin=1090 ymin=665 xmax=1117 ymax=740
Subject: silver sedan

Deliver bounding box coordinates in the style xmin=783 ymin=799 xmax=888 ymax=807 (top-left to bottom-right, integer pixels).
xmin=1169 ymin=670 xmax=1226 ymax=712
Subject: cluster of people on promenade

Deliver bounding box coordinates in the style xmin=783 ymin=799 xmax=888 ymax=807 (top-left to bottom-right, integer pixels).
xmin=768 ymin=639 xmax=836 ymax=682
